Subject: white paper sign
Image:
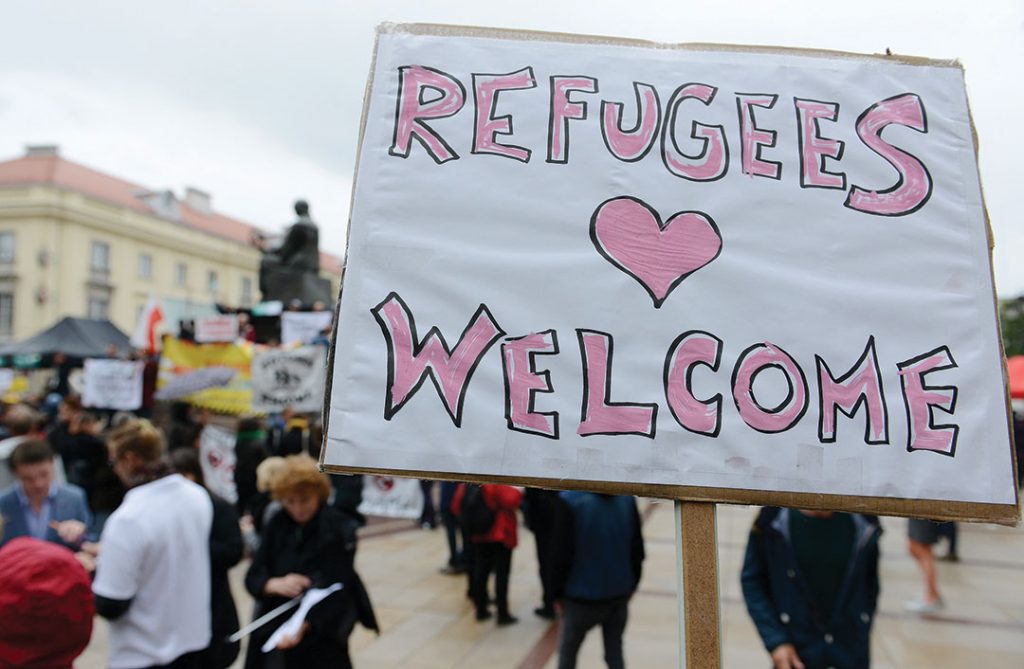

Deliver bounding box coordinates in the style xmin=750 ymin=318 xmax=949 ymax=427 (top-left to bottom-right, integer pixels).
xmin=82 ymin=359 xmax=143 ymax=411
xmin=281 ymin=311 xmax=333 ymax=345
xmin=199 ymin=425 xmax=237 ymax=504
xmin=251 ymin=347 xmax=327 ymax=414
xmin=324 ymin=27 xmax=1017 ymax=512
xmin=0 ymin=369 xmax=13 ymax=395
xmin=357 ymin=476 xmax=423 ymax=519
xmin=196 ymin=315 xmax=239 ymax=343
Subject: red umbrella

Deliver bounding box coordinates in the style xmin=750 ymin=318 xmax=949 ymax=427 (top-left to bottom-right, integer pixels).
xmin=1006 ymin=356 xmax=1024 ymax=399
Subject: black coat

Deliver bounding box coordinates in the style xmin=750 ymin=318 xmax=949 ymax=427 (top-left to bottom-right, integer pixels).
xmin=244 ymin=505 xmax=368 ymax=669
xmin=740 ymin=507 xmax=881 ymax=669
xmin=204 ymin=492 xmax=244 ymax=669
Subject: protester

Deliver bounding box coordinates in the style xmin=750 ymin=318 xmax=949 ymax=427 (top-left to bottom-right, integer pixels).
xmin=0 ymin=439 xmax=91 ymax=550
xmin=171 ymin=448 xmax=245 ymax=669
xmin=937 ymin=521 xmax=959 ymax=562
xmin=0 ymin=537 xmax=94 ymax=669
xmin=550 ymin=492 xmax=645 ymax=669
xmin=92 ymin=419 xmax=214 ymax=669
xmin=439 ymin=481 xmax=466 ymax=574
xmin=244 ymin=455 xmax=376 ymax=669
xmin=45 ymin=394 xmax=81 ymax=458
xmin=168 ymin=400 xmax=206 ymax=451
xmin=0 ymin=403 xmax=40 ymax=490
xmin=741 ymin=507 xmax=881 ymax=669
xmin=454 ymin=483 xmax=523 ymax=625
xmin=905 ymin=518 xmax=945 ymax=613
xmin=523 ymin=487 xmax=561 ymax=619
xmin=59 ymin=411 xmax=108 ymax=504
xmin=234 ymin=415 xmax=268 ymax=516
xmin=419 ymin=479 xmax=437 ymax=529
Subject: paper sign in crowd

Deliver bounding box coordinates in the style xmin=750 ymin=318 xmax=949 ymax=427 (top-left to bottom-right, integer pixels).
xmin=324 ymin=25 xmax=1018 ymax=517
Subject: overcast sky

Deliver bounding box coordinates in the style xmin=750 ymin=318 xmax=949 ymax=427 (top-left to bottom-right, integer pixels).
xmin=2 ymin=1 xmax=1022 ymax=293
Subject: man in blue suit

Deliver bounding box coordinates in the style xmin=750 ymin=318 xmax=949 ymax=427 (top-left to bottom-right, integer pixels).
xmin=0 ymin=439 xmax=91 ymax=550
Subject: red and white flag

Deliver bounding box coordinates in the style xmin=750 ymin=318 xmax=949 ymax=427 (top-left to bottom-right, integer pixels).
xmin=131 ymin=295 xmax=165 ymax=353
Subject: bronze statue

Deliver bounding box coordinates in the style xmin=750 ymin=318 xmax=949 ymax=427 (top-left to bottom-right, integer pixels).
xmin=257 ymin=200 xmax=332 ymax=306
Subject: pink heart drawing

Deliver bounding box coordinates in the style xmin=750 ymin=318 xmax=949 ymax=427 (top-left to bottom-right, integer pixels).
xmin=590 ymin=196 xmax=722 ymax=308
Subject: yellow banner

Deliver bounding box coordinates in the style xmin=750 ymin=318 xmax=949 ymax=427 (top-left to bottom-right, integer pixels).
xmin=158 ymin=338 xmax=254 ymax=415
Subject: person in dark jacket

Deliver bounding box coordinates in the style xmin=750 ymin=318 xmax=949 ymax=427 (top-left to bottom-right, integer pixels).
xmin=233 ymin=416 xmax=267 ymax=517
xmin=740 ymin=507 xmax=881 ymax=669
xmin=523 ymin=488 xmax=561 ymax=619
xmin=244 ymin=456 xmax=375 ymax=669
xmin=550 ymin=492 xmax=644 ymax=669
xmin=170 ymin=448 xmax=244 ymax=669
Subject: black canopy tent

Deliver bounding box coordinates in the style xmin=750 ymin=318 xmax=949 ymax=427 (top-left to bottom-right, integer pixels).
xmin=0 ymin=317 xmax=131 ymax=359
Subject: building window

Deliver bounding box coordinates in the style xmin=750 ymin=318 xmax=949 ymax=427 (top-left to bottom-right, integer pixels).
xmin=91 ymin=241 xmax=110 ymax=272
xmin=241 ymin=277 xmax=253 ymax=307
xmin=208 ymin=270 xmax=219 ymax=294
xmin=87 ymin=295 xmax=109 ymax=320
xmin=138 ymin=253 xmax=152 ymax=279
xmin=0 ymin=292 xmax=12 ymax=337
xmin=0 ymin=233 xmax=14 ymax=263
xmin=176 ymin=262 xmax=187 ymax=286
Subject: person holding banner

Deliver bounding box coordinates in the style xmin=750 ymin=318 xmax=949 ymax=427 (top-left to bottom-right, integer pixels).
xmin=741 ymin=507 xmax=881 ymax=669
xmin=243 ymin=456 xmax=374 ymax=669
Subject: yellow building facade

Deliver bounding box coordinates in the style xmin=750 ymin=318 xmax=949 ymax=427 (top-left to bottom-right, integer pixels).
xmin=0 ymin=146 xmax=342 ymax=344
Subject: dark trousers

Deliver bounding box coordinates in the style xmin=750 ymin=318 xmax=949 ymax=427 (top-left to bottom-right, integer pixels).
xmin=419 ymin=480 xmax=436 ymax=527
xmin=472 ymin=542 xmax=511 ymax=617
xmin=557 ymin=598 xmax=629 ymax=669
xmin=143 ymin=650 xmax=202 ymax=669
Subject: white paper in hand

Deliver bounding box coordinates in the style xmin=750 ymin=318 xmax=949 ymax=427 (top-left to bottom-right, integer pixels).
xmin=261 ymin=583 xmax=343 ymax=653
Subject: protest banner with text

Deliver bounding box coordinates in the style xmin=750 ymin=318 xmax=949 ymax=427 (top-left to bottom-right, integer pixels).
xmin=322 ymin=25 xmax=1018 ymax=522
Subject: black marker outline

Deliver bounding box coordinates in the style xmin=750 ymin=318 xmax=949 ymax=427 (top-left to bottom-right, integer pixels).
xmin=735 ymin=93 xmax=782 ymax=181
xmin=576 ymin=329 xmax=658 ymax=438
xmin=731 ymin=342 xmax=809 ymax=434
xmin=600 ymin=82 xmax=661 ymax=163
xmin=371 ymin=291 xmax=505 ymax=427
xmin=589 ymin=196 xmax=723 ymax=309
xmin=660 ymin=83 xmax=730 ymax=182
xmin=470 ymin=67 xmax=537 ymax=163
xmin=501 ymin=329 xmax=561 ymax=440
xmin=897 ymin=345 xmax=959 ymax=457
xmin=815 ymin=336 xmax=890 ymax=445
xmin=663 ymin=330 xmax=724 ymax=438
xmin=388 ymin=65 xmax=466 ymax=164
xmin=844 ymin=92 xmax=933 ymax=217
xmin=794 ymin=97 xmax=847 ymax=190
xmin=546 ymin=75 xmax=599 ymax=164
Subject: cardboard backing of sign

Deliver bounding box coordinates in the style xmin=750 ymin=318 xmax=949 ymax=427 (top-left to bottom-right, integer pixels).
xmin=321 ymin=23 xmax=1020 ymax=525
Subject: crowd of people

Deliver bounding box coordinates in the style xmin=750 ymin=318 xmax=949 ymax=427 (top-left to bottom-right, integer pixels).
xmin=0 ymin=377 xmax=1010 ymax=669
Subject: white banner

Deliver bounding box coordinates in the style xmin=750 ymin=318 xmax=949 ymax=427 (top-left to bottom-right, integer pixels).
xmin=82 ymin=359 xmax=143 ymax=411
xmin=199 ymin=425 xmax=237 ymax=504
xmin=281 ymin=311 xmax=333 ymax=345
xmin=195 ymin=315 xmax=239 ymax=343
xmin=324 ymin=26 xmax=1017 ymax=511
xmin=251 ymin=347 xmax=326 ymax=414
xmin=357 ymin=476 xmax=423 ymax=519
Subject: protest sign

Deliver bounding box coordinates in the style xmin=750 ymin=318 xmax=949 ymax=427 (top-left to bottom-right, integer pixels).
xmin=357 ymin=475 xmax=424 ymax=519
xmin=199 ymin=425 xmax=238 ymax=504
xmin=0 ymin=369 xmax=13 ymax=395
xmin=322 ymin=24 xmax=1018 ymax=523
xmin=159 ymin=338 xmax=254 ymax=415
xmin=252 ymin=347 xmax=327 ymax=413
xmin=281 ymin=311 xmax=333 ymax=345
xmin=82 ymin=359 xmax=143 ymax=411
xmin=195 ymin=314 xmax=239 ymax=343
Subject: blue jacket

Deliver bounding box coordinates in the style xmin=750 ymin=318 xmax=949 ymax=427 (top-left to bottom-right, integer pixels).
xmin=740 ymin=507 xmax=881 ymax=669
xmin=0 ymin=483 xmax=92 ymax=550
xmin=550 ymin=492 xmax=644 ymax=603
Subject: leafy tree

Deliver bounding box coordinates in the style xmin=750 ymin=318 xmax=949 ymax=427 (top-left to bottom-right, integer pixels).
xmin=999 ymin=297 xmax=1024 ymax=358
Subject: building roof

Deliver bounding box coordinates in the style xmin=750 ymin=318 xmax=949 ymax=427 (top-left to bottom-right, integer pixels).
xmin=0 ymin=148 xmax=344 ymax=274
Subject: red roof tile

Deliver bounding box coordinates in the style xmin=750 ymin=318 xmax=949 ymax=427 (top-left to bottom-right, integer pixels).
xmin=0 ymin=151 xmax=343 ymax=274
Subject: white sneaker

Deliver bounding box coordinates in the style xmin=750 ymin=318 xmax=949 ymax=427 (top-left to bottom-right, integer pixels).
xmin=904 ymin=598 xmax=944 ymax=614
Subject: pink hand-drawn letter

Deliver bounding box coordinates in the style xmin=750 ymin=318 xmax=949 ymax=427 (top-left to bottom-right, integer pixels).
xmin=472 ymin=68 xmax=537 ymax=162
xmin=897 ymin=346 xmax=958 ymax=456
xmin=664 ymin=331 xmax=723 ymax=437
xmin=389 ymin=66 xmax=466 ymax=164
xmin=816 ymin=337 xmax=889 ymax=444
xmin=732 ymin=343 xmax=808 ymax=434
xmin=502 ymin=331 xmax=560 ymax=439
xmin=577 ymin=330 xmax=658 ymax=438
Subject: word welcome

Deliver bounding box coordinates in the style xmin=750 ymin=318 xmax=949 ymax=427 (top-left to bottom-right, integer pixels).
xmin=389 ymin=65 xmax=933 ymax=218
xmin=372 ymin=292 xmax=959 ymax=456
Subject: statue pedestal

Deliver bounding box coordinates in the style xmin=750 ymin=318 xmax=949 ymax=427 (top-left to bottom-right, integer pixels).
xmin=260 ymin=265 xmax=332 ymax=305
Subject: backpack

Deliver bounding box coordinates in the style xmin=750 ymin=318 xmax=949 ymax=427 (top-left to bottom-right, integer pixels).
xmin=461 ymin=484 xmax=495 ymax=535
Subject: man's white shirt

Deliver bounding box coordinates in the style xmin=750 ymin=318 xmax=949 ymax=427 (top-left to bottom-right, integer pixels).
xmin=93 ymin=474 xmax=213 ymax=669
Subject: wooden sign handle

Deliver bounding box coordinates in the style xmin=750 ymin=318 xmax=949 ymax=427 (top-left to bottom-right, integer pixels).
xmin=676 ymin=501 xmax=722 ymax=668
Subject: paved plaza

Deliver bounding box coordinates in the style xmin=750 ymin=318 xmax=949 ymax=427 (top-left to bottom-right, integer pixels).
xmin=80 ymin=501 xmax=1024 ymax=668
